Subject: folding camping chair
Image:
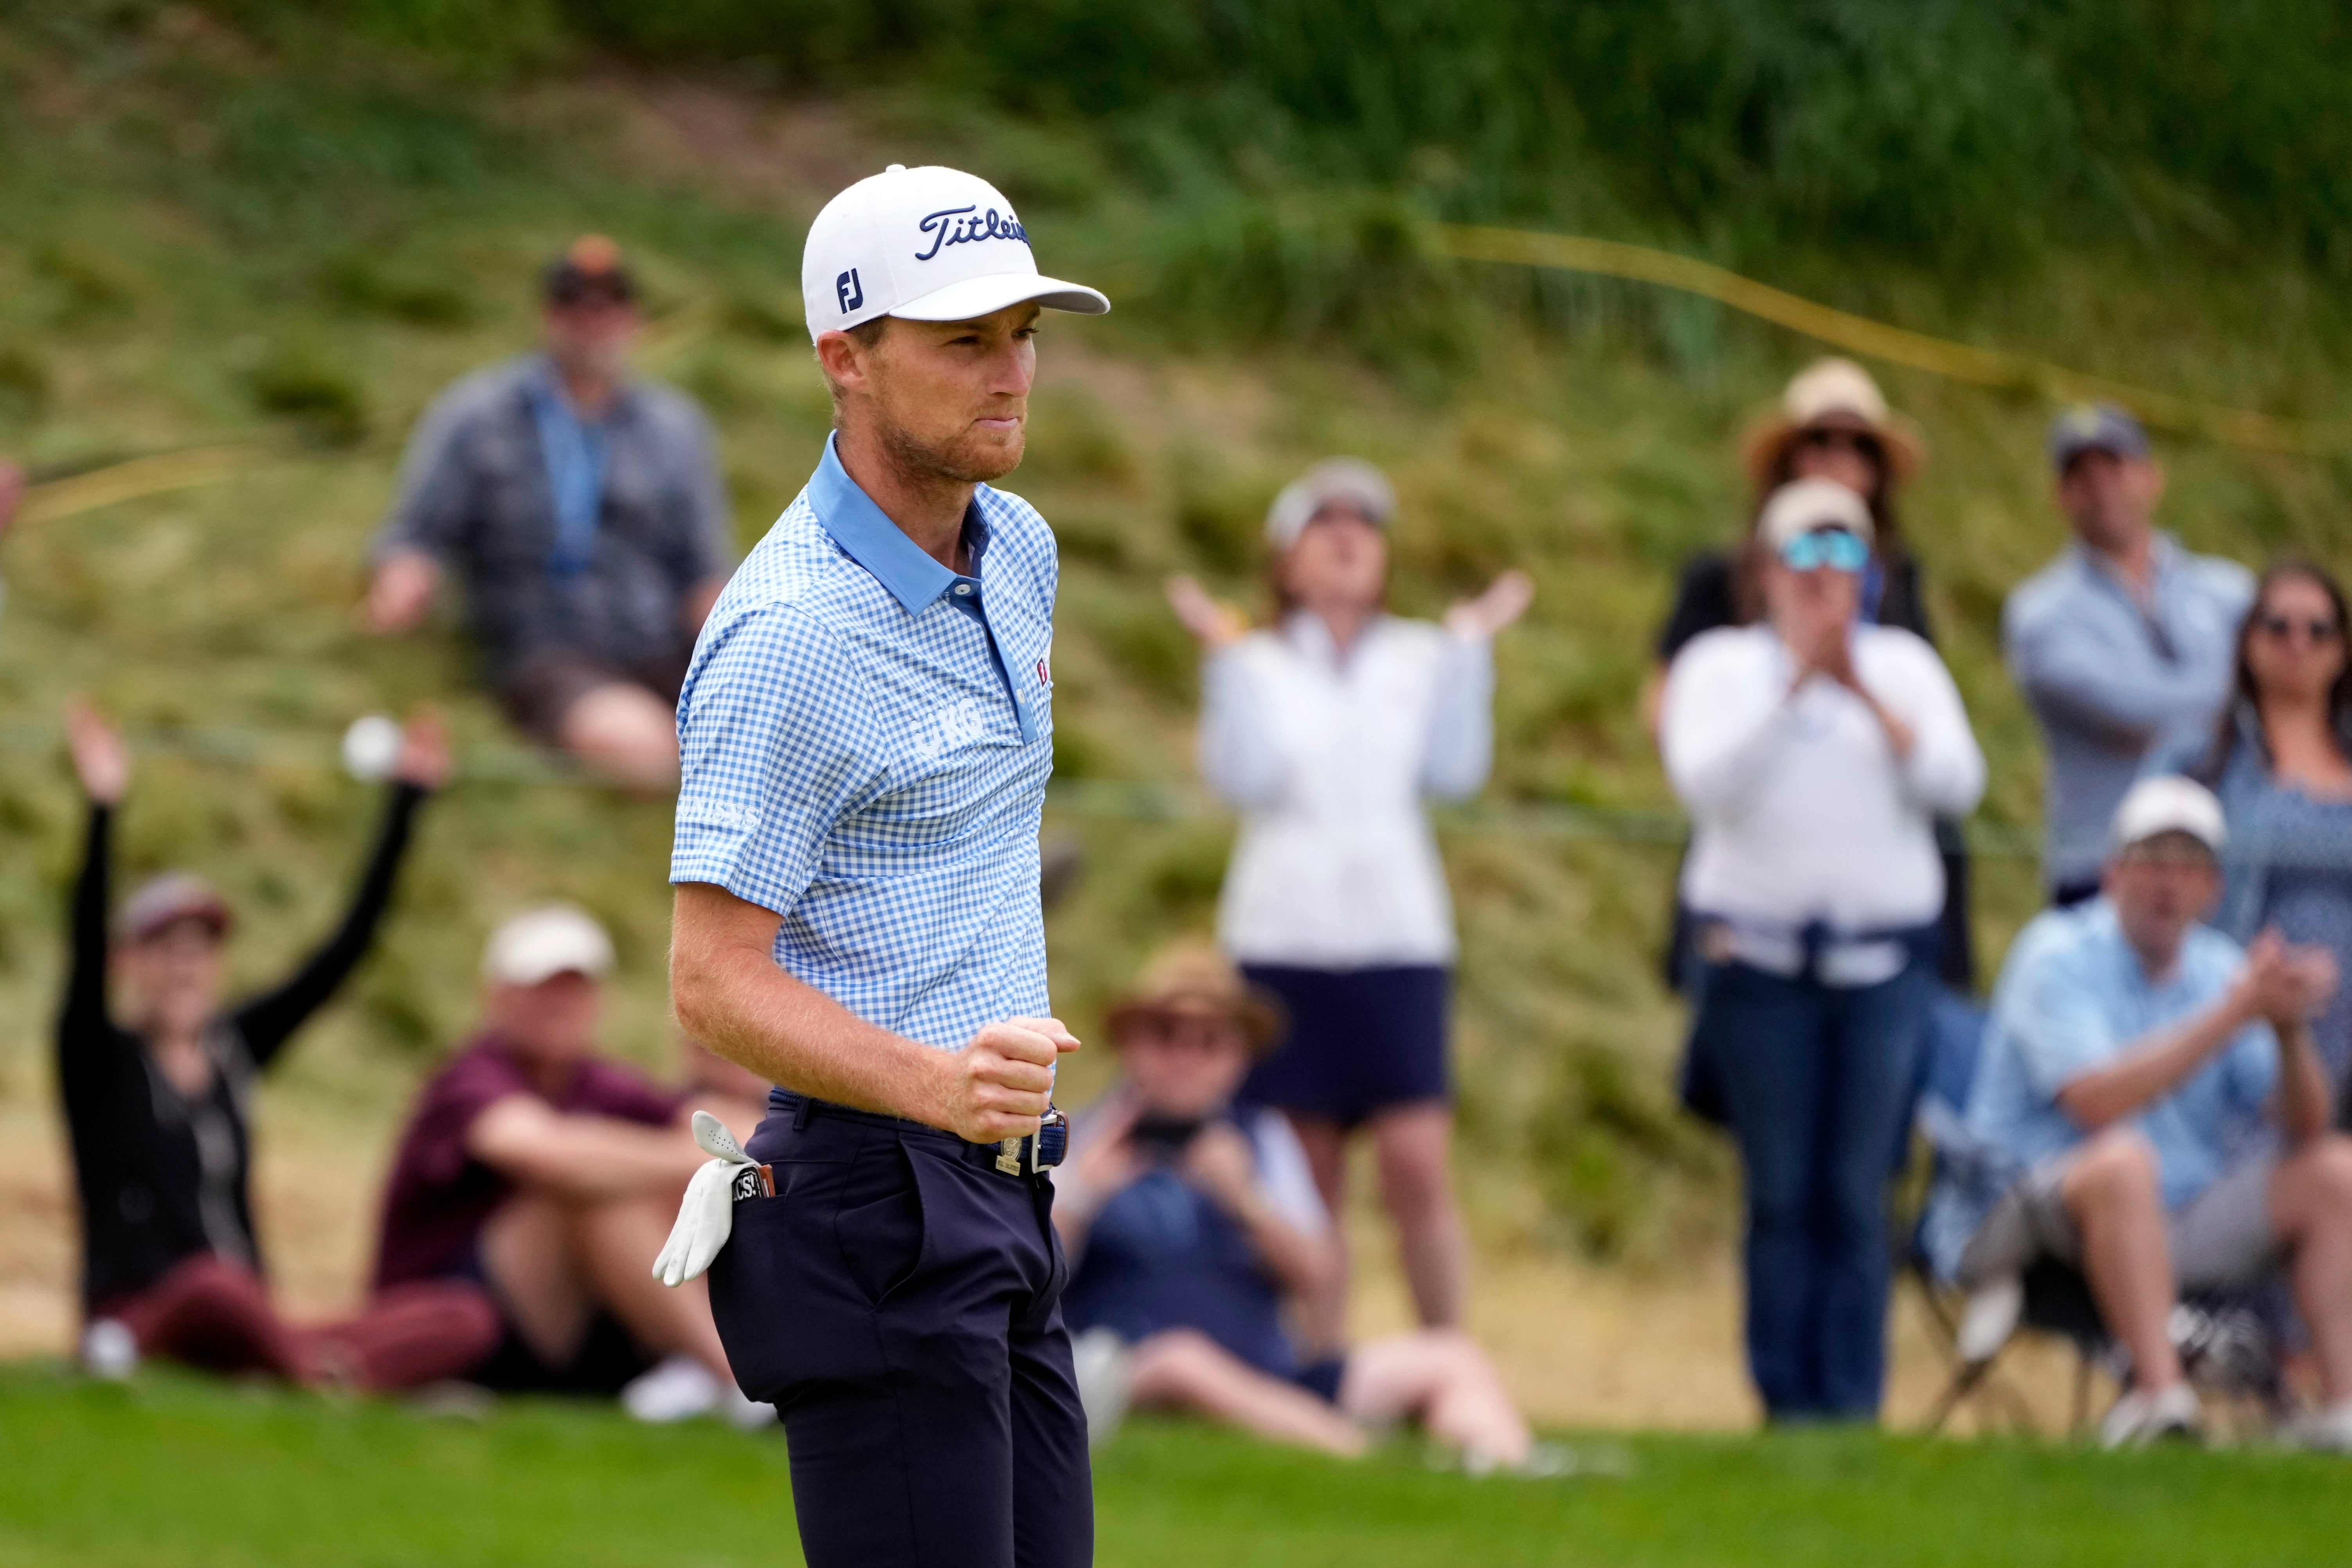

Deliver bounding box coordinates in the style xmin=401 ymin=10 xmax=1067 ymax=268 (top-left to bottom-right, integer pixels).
xmin=1903 ymin=988 xmax=2284 ymax=1436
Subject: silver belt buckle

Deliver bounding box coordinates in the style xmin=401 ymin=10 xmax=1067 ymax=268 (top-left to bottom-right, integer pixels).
xmin=996 ymin=1135 xmax=1023 ymax=1175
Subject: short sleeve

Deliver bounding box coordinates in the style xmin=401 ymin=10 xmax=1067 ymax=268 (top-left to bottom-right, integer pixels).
xmin=373 ymin=377 xmax=488 ymax=562
xmin=1249 ymin=1109 xmax=1331 ymax=1236
xmin=2002 ymin=944 xmax=2125 ymax=1103
xmin=408 ymin=1050 xmax=533 ymax=1187
xmin=670 ymin=604 xmax=883 ymax=916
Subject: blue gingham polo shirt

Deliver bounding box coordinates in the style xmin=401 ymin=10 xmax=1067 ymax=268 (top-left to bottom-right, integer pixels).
xmin=670 ymin=434 xmax=1056 ymax=1049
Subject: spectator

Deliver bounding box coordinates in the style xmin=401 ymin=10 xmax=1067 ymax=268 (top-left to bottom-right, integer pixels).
xmin=59 ymin=701 xmax=494 ymax=1390
xmin=2005 ymin=404 xmax=2253 ymax=905
xmin=1661 ymin=478 xmax=1986 ymax=1422
xmin=1643 ymin=359 xmax=1975 ymax=994
xmin=365 ymin=236 xmax=733 ymax=790
xmin=1054 ymin=944 xmax=1536 ymax=1469
xmin=2150 ymin=561 xmax=2352 ymax=1109
xmin=1165 ymin=457 xmax=1532 ymax=1346
xmin=371 ymin=906 xmax=765 ymax=1426
xmin=1924 ymin=778 xmax=2352 ymax=1449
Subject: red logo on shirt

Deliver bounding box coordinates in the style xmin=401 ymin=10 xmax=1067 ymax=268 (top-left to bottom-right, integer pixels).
xmin=1036 ymin=657 xmax=1052 ymax=687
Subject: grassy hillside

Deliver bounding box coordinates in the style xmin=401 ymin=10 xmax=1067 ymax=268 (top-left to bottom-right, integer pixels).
xmin=2 ymin=5 xmax=2351 ymax=1265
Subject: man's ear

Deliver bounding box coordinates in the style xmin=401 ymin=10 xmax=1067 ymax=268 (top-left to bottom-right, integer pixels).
xmin=813 ymin=329 xmax=869 ymax=396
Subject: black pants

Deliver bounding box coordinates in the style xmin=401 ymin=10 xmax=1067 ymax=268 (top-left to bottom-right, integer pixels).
xmin=711 ymin=1097 xmax=1091 ymax=1568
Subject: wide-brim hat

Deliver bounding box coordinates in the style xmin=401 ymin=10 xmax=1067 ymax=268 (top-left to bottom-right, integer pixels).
xmin=1104 ymin=941 xmax=1288 ymax=1057
xmin=1740 ymin=357 xmax=1926 ymax=488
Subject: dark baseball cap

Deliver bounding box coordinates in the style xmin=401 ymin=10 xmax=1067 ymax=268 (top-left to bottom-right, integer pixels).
xmin=2049 ymin=403 xmax=2151 ymax=475
xmin=542 ymin=234 xmax=637 ymax=306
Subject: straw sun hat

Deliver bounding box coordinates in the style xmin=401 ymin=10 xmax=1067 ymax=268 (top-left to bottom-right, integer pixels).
xmin=1739 ymin=357 xmax=1926 ymax=488
xmin=1104 ymin=942 xmax=1288 ymax=1057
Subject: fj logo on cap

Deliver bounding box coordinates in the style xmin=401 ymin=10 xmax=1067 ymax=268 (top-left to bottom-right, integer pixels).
xmin=914 ymin=205 xmax=1029 ymax=262
xmin=836 ymin=269 xmax=864 ymax=312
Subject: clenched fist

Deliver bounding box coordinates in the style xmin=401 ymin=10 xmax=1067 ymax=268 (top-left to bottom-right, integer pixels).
xmin=929 ymin=1016 xmax=1081 ymax=1143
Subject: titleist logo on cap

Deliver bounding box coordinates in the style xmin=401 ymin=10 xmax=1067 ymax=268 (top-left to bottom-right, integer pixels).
xmin=800 ymin=163 xmax=1109 ymax=341
xmin=915 ymin=205 xmax=1029 ymax=262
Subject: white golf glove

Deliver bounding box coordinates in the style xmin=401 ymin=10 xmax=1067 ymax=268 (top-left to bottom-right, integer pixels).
xmin=652 ymin=1111 xmax=756 ymax=1288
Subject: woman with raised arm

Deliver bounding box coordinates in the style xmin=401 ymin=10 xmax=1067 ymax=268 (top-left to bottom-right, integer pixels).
xmin=59 ymin=701 xmax=497 ymax=1389
xmin=1166 ymin=457 xmax=1531 ymax=1349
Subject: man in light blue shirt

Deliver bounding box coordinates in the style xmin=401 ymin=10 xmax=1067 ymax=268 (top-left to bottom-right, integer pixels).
xmin=665 ymin=164 xmax=1109 ymax=1568
xmin=1926 ymin=777 xmax=2352 ymax=1448
xmin=2003 ymin=405 xmax=2252 ymax=902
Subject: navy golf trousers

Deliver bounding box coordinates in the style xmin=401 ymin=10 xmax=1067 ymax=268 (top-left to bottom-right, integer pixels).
xmin=710 ymin=1095 xmax=1092 ymax=1568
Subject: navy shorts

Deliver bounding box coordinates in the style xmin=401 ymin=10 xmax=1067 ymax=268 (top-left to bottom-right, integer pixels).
xmin=1239 ymin=963 xmax=1452 ymax=1128
xmin=711 ymin=1096 xmax=1092 ymax=1568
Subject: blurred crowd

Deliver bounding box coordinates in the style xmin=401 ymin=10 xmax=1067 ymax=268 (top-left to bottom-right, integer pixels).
xmin=18 ymin=234 xmax=2352 ymax=1459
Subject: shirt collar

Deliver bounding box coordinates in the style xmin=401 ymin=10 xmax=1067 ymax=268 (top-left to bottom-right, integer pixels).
xmin=809 ymin=432 xmax=984 ymax=615
xmin=526 ymin=354 xmax=629 ymax=425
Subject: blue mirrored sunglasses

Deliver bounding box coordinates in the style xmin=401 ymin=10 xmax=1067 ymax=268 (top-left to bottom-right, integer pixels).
xmin=1778 ymin=527 xmax=1869 ymax=573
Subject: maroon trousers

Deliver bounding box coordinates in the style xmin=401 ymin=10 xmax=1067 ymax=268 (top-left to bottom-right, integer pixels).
xmin=99 ymin=1252 xmax=500 ymax=1392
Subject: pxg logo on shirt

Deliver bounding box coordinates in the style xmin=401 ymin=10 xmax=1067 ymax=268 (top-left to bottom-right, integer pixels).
xmin=914 ymin=205 xmax=1029 ymax=263
xmin=913 ymin=697 xmax=990 ymax=763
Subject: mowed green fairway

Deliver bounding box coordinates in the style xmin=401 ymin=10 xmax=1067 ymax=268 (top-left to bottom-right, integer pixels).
xmin=0 ymin=1369 xmax=2347 ymax=1567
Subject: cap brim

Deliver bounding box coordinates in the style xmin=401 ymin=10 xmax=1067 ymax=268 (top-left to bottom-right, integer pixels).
xmin=891 ymin=273 xmax=1110 ymax=324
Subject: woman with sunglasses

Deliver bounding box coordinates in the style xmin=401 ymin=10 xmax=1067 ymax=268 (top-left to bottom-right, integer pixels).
xmin=2149 ymin=561 xmax=2352 ymax=1114
xmin=1661 ymin=479 xmax=1984 ymax=1422
xmin=1646 ymin=360 xmax=1978 ymax=995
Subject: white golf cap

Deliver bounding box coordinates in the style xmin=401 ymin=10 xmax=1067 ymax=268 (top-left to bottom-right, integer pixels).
xmin=801 ymin=164 xmax=1109 ymax=343
xmin=1265 ymin=457 xmax=1397 ymax=551
xmin=483 ymin=904 xmax=615 ymax=988
xmin=1757 ymin=477 xmax=1875 ymax=551
xmin=2111 ymin=776 xmax=2228 ymax=857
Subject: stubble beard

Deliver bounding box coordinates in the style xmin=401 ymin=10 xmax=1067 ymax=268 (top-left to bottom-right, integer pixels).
xmin=876 ymin=404 xmax=1026 ymax=487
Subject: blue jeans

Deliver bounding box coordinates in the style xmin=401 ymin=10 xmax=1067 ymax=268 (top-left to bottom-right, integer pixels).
xmin=1696 ymin=958 xmax=1929 ymax=1420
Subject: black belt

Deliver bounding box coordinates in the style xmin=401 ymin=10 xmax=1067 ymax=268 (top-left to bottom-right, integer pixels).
xmin=766 ymin=1090 xmax=1067 ymax=1181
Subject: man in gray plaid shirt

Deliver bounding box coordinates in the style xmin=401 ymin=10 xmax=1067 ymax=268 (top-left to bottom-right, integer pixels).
xmin=367 ymin=237 xmax=731 ymax=788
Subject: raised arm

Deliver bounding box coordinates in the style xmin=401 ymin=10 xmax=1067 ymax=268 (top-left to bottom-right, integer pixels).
xmin=58 ymin=700 xmax=130 ymax=1047
xmin=230 ymin=714 xmax=449 ymax=1067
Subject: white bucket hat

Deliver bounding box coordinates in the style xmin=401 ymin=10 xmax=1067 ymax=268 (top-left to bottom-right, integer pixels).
xmin=801 ymin=164 xmax=1109 ymax=342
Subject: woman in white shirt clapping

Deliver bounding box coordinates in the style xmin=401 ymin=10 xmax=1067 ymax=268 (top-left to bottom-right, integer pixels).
xmin=1168 ymin=458 xmax=1531 ymax=1347
xmin=1662 ymin=477 xmax=1984 ymax=1423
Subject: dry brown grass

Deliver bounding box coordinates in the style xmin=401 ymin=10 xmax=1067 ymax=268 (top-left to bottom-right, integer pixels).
xmin=0 ymin=1086 xmax=2096 ymax=1435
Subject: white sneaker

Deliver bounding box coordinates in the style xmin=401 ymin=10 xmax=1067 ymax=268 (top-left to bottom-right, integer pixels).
xmin=621 ymin=1355 xmax=722 ymax=1423
xmin=2283 ymin=1402 xmax=2352 ymax=1454
xmin=1070 ymin=1328 xmax=1134 ymax=1449
xmin=2099 ymin=1382 xmax=2203 ymax=1450
xmin=80 ymin=1319 xmax=138 ymax=1381
xmin=1955 ymin=1276 xmax=2023 ymax=1365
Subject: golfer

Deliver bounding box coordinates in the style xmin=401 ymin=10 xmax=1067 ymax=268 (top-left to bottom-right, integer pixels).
xmin=667 ymin=164 xmax=1106 ymax=1568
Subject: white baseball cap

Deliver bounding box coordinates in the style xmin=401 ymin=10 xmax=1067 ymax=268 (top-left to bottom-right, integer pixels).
xmin=2110 ymin=775 xmax=2228 ymax=857
xmin=1264 ymin=458 xmax=1397 ymax=551
xmin=1757 ymin=477 xmax=1876 ymax=551
xmin=801 ymin=164 xmax=1109 ymax=343
xmin=483 ymin=905 xmax=615 ymax=988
